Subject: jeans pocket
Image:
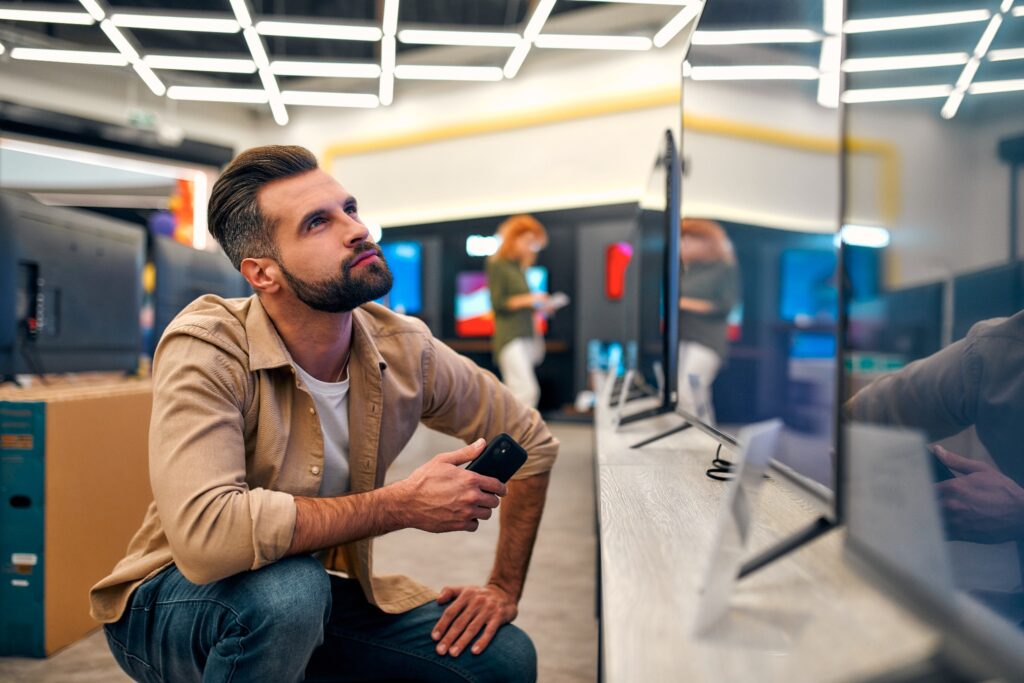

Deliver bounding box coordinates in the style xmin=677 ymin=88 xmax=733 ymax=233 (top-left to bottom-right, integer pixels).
xmin=104 ymin=625 xmax=164 ymax=683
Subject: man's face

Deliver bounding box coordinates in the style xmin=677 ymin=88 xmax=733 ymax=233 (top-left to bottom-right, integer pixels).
xmin=258 ymin=168 xmax=392 ymax=312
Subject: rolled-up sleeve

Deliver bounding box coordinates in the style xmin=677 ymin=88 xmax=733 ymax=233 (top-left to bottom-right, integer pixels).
xmin=420 ymin=335 xmax=558 ymax=479
xmin=150 ymin=327 xmax=295 ymax=585
xmin=845 ymin=335 xmax=977 ymax=442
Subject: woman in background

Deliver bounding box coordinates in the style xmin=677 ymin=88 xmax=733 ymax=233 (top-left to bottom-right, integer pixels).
xmin=678 ymin=218 xmax=740 ymax=424
xmin=487 ymin=215 xmax=550 ymax=408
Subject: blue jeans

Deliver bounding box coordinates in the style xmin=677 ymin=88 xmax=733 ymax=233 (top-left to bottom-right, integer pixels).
xmin=103 ymin=556 xmax=537 ymax=683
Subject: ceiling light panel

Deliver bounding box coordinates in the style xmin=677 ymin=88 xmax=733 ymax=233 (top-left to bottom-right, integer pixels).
xmin=256 ymin=21 xmax=382 ymax=41
xmin=398 ymin=29 xmax=521 ymax=48
xmin=110 ymin=13 xmax=241 ymax=33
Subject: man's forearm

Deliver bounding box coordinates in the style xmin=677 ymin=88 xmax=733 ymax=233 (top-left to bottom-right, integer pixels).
xmin=487 ymin=471 xmax=551 ymax=601
xmin=287 ymin=485 xmax=406 ymax=556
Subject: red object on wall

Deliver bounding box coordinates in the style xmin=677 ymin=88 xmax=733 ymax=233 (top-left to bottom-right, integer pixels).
xmin=605 ymin=241 xmax=633 ymax=300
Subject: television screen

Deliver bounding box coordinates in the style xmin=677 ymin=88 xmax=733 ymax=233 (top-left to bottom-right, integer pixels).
xmin=455 ymin=266 xmax=548 ymax=338
xmin=0 ymin=190 xmax=145 ymax=376
xmin=376 ymin=241 xmax=422 ymax=315
xmin=151 ymin=235 xmax=250 ymax=354
xmin=780 ymin=249 xmax=838 ymax=323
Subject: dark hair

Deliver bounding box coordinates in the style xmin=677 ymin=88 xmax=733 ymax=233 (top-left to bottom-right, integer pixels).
xmin=208 ymin=145 xmax=319 ymax=269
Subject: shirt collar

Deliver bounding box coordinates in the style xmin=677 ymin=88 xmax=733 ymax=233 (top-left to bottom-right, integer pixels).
xmin=245 ymin=296 xmax=388 ymax=374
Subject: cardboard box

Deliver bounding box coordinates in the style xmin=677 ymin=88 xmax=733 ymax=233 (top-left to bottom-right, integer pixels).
xmin=0 ymin=379 xmax=152 ymax=657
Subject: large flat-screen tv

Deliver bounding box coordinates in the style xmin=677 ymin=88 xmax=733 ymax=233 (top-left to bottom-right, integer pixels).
xmin=952 ymin=262 xmax=1023 ymax=341
xmin=617 ymin=129 xmax=681 ymax=424
xmin=454 ymin=266 xmax=548 ymax=338
xmin=0 ymin=190 xmax=145 ymax=378
xmin=150 ymin=235 xmax=250 ymax=354
xmin=375 ymin=240 xmax=423 ymax=315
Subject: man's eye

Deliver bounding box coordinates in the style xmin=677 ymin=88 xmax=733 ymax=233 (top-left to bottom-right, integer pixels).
xmin=309 ymin=216 xmax=327 ymax=229
xmin=346 ymin=206 xmax=359 ymax=215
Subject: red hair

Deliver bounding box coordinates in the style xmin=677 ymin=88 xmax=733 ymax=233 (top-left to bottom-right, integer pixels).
xmin=495 ymin=214 xmax=548 ymax=260
xmin=681 ymin=218 xmax=734 ymax=263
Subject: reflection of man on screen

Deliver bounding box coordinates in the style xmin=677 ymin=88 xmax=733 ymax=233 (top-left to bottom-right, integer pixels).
xmin=846 ymin=312 xmax=1024 ymax=546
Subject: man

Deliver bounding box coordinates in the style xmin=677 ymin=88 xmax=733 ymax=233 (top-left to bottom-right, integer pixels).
xmin=90 ymin=145 xmax=558 ymax=683
xmin=847 ymin=312 xmax=1024 ymax=545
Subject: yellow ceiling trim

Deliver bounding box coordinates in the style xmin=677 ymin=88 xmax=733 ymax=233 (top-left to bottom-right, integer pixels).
xmin=323 ymin=85 xmax=900 ymax=223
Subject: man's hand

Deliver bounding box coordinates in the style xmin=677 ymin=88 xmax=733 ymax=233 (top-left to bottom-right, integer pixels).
xmin=431 ymin=584 xmax=518 ymax=657
xmin=395 ymin=439 xmax=508 ymax=533
xmin=934 ymin=446 xmax=1024 ymax=544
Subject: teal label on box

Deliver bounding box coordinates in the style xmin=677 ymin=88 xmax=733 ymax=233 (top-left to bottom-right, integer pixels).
xmin=1 ymin=401 xmax=46 ymax=657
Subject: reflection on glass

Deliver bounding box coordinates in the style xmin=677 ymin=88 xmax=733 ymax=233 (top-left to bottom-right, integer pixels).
xmin=842 ymin=0 xmax=1024 ymax=648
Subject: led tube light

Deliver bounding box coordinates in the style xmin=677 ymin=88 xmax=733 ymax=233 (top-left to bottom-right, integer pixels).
xmin=256 ymin=21 xmax=382 ymax=41
xmin=144 ymin=55 xmax=256 ymax=73
xmin=534 ymin=34 xmax=653 ymax=50
xmin=110 ymin=13 xmax=241 ymax=33
xmin=844 ymin=9 xmax=990 ymax=33
xmin=394 ymin=65 xmax=503 ymax=81
xmin=271 ymin=61 xmax=381 ymax=78
xmin=10 ymin=47 xmax=127 ymax=66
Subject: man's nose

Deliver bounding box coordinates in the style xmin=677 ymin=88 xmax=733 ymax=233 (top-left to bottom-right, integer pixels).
xmin=341 ymin=216 xmax=370 ymax=247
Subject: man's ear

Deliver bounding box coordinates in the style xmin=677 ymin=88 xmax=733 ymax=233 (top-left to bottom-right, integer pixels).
xmin=241 ymin=257 xmax=283 ymax=295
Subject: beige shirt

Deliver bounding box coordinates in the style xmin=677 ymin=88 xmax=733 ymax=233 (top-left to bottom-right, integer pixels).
xmin=89 ymin=294 xmax=559 ymax=623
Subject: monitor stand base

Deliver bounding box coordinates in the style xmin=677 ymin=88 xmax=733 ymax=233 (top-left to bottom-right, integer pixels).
xmin=738 ymin=516 xmax=837 ymax=579
xmin=631 ymin=420 xmax=693 ymax=448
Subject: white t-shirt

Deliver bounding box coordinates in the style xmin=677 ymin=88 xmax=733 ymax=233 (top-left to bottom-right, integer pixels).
xmin=293 ymin=363 xmax=350 ymax=497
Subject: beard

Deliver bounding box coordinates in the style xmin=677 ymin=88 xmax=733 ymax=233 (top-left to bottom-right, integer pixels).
xmin=279 ymin=242 xmax=393 ymax=313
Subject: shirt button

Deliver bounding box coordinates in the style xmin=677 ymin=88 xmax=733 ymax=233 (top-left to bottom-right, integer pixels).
xmin=311 ymin=465 xmax=321 ymax=475
xmin=309 ymin=407 xmax=316 ymax=415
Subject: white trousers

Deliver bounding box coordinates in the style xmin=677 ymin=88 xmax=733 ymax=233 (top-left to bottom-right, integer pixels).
xmin=498 ymin=337 xmax=542 ymax=409
xmin=677 ymin=340 xmax=722 ymax=424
